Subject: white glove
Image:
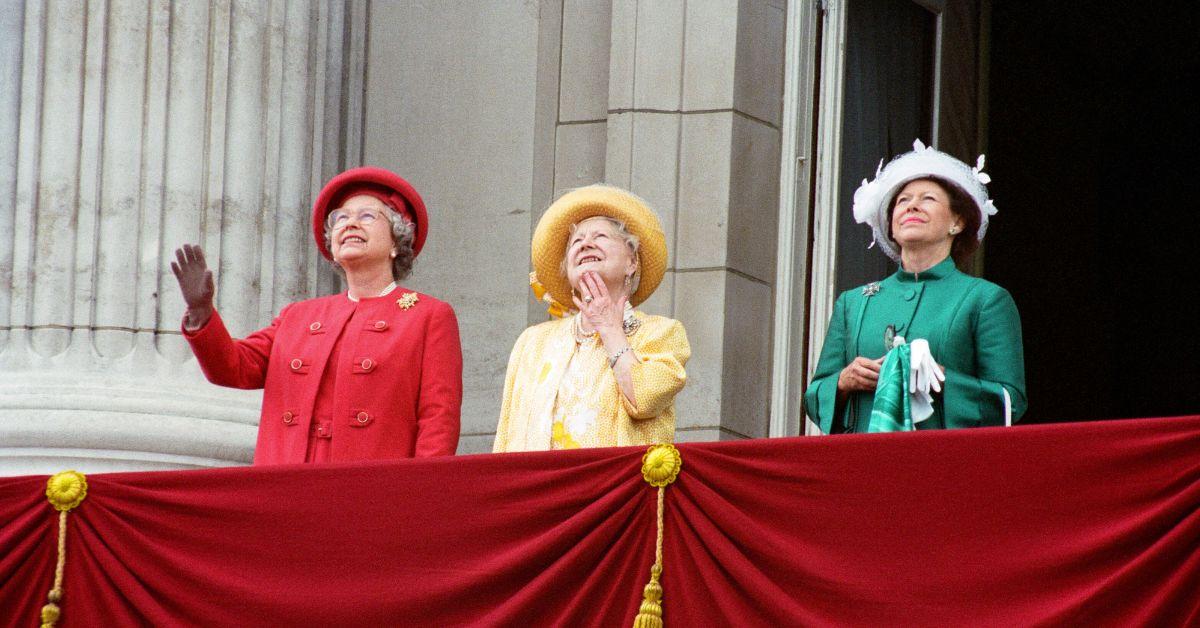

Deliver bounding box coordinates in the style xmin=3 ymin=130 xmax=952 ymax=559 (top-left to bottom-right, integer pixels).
xmin=908 ymin=339 xmax=944 ymax=423
xmin=911 ymin=388 xmax=935 ymax=423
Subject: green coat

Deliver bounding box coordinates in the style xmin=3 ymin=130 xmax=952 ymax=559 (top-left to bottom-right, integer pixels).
xmin=804 ymin=256 xmax=1026 ymax=433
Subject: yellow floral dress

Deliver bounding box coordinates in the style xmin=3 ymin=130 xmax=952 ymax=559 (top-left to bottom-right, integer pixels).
xmin=493 ymin=310 xmax=690 ymax=452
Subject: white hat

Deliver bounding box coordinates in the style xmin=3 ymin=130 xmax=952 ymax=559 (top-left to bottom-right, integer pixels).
xmin=852 ymin=139 xmax=997 ymax=261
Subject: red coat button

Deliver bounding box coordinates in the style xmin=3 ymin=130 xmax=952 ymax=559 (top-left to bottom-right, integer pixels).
xmin=373 ymin=320 xmax=387 ymax=330
xmin=290 ymin=358 xmax=303 ymax=371
xmin=356 ymin=411 xmax=370 ymax=424
xmin=361 ymin=358 xmax=374 ymax=371
xmin=309 ymin=321 xmax=322 ymax=331
xmin=282 ymin=411 xmax=294 ymax=425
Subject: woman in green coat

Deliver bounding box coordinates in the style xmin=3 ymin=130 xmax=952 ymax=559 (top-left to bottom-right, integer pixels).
xmin=805 ymin=140 xmax=1026 ymax=433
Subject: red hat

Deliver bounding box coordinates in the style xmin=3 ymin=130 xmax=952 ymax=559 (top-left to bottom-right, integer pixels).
xmin=311 ymin=166 xmax=429 ymax=260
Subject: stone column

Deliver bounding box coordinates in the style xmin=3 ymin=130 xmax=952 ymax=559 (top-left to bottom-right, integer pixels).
xmin=0 ymin=0 xmax=365 ymax=475
xmin=603 ymin=0 xmax=785 ymax=442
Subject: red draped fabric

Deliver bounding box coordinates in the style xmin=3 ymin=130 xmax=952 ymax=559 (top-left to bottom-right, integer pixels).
xmin=2 ymin=416 xmax=1199 ymax=626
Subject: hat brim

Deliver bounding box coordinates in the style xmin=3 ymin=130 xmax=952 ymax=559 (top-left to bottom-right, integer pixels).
xmin=312 ymin=167 xmax=428 ymax=260
xmin=531 ymin=186 xmax=667 ymax=308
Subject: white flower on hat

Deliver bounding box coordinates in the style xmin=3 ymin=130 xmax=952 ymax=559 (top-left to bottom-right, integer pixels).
xmin=851 ymin=139 xmax=997 ymax=261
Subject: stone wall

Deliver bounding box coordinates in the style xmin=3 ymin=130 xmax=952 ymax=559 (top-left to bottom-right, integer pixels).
xmin=364 ymin=0 xmax=785 ymax=450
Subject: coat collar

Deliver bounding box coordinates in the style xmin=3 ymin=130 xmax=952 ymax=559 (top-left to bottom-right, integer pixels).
xmin=893 ymin=255 xmax=957 ymax=284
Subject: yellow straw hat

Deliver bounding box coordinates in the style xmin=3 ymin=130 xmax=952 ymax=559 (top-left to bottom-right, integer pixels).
xmin=531 ymin=185 xmax=667 ymax=311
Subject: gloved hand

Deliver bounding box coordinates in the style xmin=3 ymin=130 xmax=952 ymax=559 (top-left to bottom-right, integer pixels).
xmin=908 ymin=339 xmax=944 ymax=423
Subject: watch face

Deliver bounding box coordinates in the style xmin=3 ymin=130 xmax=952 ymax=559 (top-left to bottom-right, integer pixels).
xmin=883 ymin=324 xmax=896 ymax=351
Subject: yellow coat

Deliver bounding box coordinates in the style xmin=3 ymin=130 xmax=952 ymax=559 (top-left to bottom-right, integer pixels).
xmin=493 ymin=311 xmax=690 ymax=452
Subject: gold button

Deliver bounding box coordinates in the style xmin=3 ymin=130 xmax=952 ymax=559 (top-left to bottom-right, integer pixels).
xmin=356 ymin=411 xmax=370 ymax=424
xmin=361 ymin=358 xmax=374 ymax=371
xmin=309 ymin=321 xmax=321 ymax=331
xmin=282 ymin=411 xmax=294 ymax=424
xmin=290 ymin=358 xmax=303 ymax=370
xmin=374 ymin=320 xmax=386 ymax=330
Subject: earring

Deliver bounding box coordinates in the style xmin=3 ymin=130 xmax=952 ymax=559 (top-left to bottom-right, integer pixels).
xmin=949 ymin=227 xmax=960 ymax=235
xmin=623 ymin=275 xmax=632 ymax=290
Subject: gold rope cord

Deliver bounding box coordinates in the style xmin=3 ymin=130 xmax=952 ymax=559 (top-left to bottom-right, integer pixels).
xmin=634 ymin=444 xmax=681 ymax=628
xmin=41 ymin=470 xmax=88 ymax=628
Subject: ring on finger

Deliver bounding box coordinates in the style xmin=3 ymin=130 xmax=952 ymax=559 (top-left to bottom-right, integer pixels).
xmin=583 ymin=295 xmax=593 ymax=303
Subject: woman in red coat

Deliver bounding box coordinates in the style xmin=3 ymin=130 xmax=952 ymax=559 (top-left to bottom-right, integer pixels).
xmin=171 ymin=167 xmax=463 ymax=464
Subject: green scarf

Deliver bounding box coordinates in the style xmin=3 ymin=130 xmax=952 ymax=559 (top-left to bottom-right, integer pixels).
xmin=866 ymin=344 xmax=914 ymax=432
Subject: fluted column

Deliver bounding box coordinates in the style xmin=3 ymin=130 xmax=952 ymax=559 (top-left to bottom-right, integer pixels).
xmin=0 ymin=0 xmax=366 ymax=475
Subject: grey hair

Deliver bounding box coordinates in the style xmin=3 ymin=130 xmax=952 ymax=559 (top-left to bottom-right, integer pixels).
xmin=324 ymin=206 xmax=416 ymax=281
xmin=560 ymin=216 xmax=641 ymax=293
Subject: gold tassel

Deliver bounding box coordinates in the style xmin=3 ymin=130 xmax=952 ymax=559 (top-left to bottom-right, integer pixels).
xmin=632 ymin=527 xmax=665 ymax=628
xmin=41 ymin=471 xmax=88 ymax=628
xmin=634 ymin=445 xmax=681 ymax=628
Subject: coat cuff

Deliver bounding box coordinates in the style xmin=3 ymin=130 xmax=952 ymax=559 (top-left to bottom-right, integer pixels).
xmin=181 ymin=310 xmax=235 ymax=367
xmin=619 ymin=358 xmax=681 ymax=420
xmin=942 ymin=367 xmax=1006 ymax=428
xmin=181 ymin=310 xmax=220 ymax=339
xmin=809 ymin=377 xmax=841 ymax=435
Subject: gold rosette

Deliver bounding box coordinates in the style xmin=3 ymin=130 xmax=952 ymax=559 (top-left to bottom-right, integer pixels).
xmin=40 ymin=471 xmax=89 ymax=628
xmin=641 ymin=444 xmax=681 ymax=487
xmin=633 ymin=444 xmax=682 ymax=628
xmin=46 ymin=470 xmax=88 ymax=512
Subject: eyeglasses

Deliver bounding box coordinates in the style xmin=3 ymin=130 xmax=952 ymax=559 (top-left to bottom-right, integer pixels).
xmin=327 ymin=208 xmax=382 ymax=229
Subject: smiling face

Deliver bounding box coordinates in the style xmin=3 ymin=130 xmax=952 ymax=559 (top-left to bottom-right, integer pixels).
xmin=564 ymin=217 xmax=638 ymax=294
xmin=328 ymin=194 xmax=397 ymax=271
xmin=889 ymin=179 xmax=965 ymax=252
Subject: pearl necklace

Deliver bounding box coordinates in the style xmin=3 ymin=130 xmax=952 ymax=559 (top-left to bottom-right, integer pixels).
xmin=347 ymin=281 xmax=397 ymax=302
xmin=573 ymin=303 xmax=641 ymax=344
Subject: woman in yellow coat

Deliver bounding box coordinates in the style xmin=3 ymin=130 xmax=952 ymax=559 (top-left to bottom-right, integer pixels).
xmin=494 ymin=185 xmax=690 ymax=452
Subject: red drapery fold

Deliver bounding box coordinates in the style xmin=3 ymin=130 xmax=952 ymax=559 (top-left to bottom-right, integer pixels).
xmin=2 ymin=416 xmax=1199 ymax=626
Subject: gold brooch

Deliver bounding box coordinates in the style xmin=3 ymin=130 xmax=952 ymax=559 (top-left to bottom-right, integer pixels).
xmin=396 ymin=292 xmax=419 ymax=310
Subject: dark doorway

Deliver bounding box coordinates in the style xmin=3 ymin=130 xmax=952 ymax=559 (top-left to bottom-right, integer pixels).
xmin=835 ymin=0 xmax=936 ymax=293
xmin=985 ymin=3 xmax=1200 ymax=422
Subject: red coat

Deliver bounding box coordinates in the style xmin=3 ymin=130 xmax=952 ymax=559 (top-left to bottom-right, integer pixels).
xmin=184 ymin=289 xmax=462 ymax=463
